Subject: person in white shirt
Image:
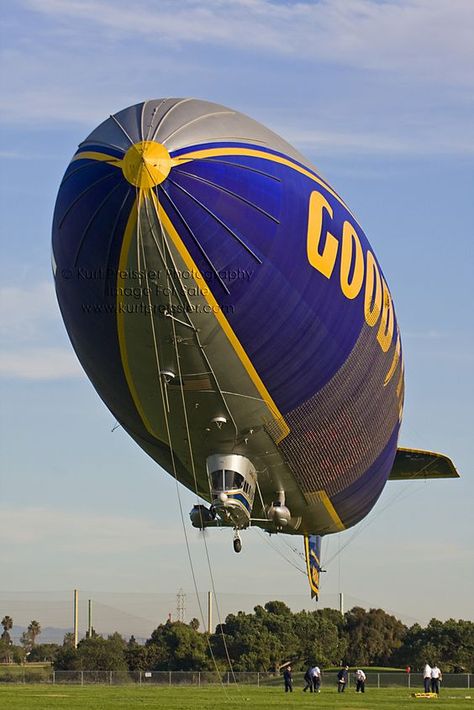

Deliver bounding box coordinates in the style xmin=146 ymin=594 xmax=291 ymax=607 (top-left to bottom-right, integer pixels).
xmin=430 ymin=664 xmax=442 ymax=694
xmin=355 ymin=669 xmax=366 ymax=693
xmin=423 ymin=662 xmax=432 ymax=693
xmin=312 ymin=666 xmax=321 ymax=692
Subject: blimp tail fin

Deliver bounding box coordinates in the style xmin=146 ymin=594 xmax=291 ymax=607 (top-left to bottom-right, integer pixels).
xmin=304 ymin=534 xmax=322 ymax=599
xmin=389 ymin=448 xmax=460 ymax=480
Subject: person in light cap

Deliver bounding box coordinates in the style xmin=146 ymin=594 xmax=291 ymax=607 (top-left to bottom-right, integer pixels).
xmin=355 ymin=669 xmax=366 ymax=693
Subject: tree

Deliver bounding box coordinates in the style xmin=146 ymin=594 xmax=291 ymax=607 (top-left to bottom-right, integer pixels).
xmin=28 ymin=643 xmax=60 ymax=662
xmin=12 ymin=645 xmax=27 ymax=664
xmin=1 ymin=615 xmax=13 ymax=644
xmin=63 ymin=632 xmax=76 ymax=648
xmin=54 ymin=644 xmax=79 ymax=671
xmin=0 ymin=616 xmax=14 ymax=663
xmin=126 ymin=644 xmax=159 ymax=672
xmin=84 ymin=635 xmax=127 ymax=671
xmin=0 ymin=638 xmax=12 ymax=664
xmin=394 ymin=619 xmax=474 ymax=671
xmin=28 ymin=620 xmax=41 ymax=647
xmin=292 ymin=610 xmax=343 ymax=667
xmin=53 ymin=632 xmax=128 ymax=671
xmin=344 ymin=607 xmax=406 ymax=666
xmin=37 ymin=601 xmax=474 ymax=674
xmin=263 ymin=601 xmax=292 ymax=617
xmin=21 ymin=631 xmax=33 ymax=653
xmin=107 ymin=632 xmax=126 ymax=648
xmin=146 ymin=621 xmax=209 ymax=671
xmin=211 ymin=603 xmax=349 ymax=672
xmin=20 ymin=620 xmax=43 ymax=654
xmin=213 ymin=610 xmax=289 ymax=671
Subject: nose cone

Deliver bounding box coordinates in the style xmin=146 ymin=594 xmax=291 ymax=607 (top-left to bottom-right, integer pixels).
xmin=122 ymin=140 xmax=173 ymax=188
xmin=218 ymin=492 xmax=228 ymax=503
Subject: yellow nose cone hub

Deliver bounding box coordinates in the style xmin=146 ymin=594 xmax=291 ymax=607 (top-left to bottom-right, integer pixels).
xmin=122 ymin=141 xmax=172 ymax=188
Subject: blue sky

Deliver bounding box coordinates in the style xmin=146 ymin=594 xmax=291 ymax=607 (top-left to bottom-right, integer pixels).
xmin=1 ymin=0 xmax=473 ymax=635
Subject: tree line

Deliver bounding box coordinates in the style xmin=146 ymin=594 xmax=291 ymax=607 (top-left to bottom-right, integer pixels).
xmin=0 ymin=616 xmax=42 ymax=663
xmin=2 ymin=603 xmax=473 ymax=672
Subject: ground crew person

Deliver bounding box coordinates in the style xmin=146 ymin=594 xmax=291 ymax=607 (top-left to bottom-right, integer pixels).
xmin=303 ymin=666 xmax=313 ymax=692
xmin=355 ymin=669 xmax=366 ymax=693
xmin=337 ymin=665 xmax=349 ymax=692
xmin=423 ymin=662 xmax=432 ymax=692
xmin=283 ymin=665 xmax=293 ymax=693
xmin=312 ymin=665 xmax=321 ymax=692
xmin=431 ymin=664 xmax=442 ymax=694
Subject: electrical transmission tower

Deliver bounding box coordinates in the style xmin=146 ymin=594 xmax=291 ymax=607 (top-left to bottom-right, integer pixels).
xmin=176 ymin=588 xmax=186 ymax=623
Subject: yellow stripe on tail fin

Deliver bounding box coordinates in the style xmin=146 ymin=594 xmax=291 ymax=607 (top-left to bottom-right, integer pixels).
xmin=304 ymin=534 xmax=322 ymax=600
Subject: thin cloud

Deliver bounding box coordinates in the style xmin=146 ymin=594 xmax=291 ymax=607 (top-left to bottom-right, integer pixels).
xmin=0 ymin=0 xmax=470 ymax=157
xmin=22 ymin=0 xmax=474 ymax=86
xmin=0 ymin=347 xmax=82 ymax=380
xmin=285 ymin=128 xmax=474 ymax=157
xmin=403 ymin=330 xmax=448 ymax=340
xmin=367 ymin=539 xmax=472 ymax=564
xmin=403 ymin=332 xmax=474 ymax=364
xmin=0 ymin=282 xmax=83 ymax=380
xmin=0 ymin=282 xmax=58 ymax=341
xmin=1 ymin=507 xmax=178 ymax=554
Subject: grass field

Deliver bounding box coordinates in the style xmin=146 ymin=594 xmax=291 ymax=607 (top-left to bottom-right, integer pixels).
xmin=0 ymin=686 xmax=472 ymax=709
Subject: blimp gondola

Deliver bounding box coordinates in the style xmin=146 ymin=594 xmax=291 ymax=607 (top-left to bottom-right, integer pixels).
xmin=52 ymin=98 xmax=459 ymax=597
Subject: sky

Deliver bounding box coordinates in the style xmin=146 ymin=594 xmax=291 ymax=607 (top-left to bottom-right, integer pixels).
xmin=1 ymin=0 xmax=473 ymax=639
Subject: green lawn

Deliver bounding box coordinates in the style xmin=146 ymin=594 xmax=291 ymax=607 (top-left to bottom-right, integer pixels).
xmin=0 ymin=686 xmax=472 ymax=710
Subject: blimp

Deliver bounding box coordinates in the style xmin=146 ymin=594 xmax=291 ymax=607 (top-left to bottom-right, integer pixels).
xmin=52 ymin=98 xmax=458 ymax=597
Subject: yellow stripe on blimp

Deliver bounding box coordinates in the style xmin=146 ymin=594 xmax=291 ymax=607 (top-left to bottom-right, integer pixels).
xmin=306 ymin=490 xmax=345 ymax=531
xmin=116 ymin=197 xmax=164 ymax=441
xmin=71 ymin=151 xmax=123 ymax=166
xmin=151 ymin=190 xmax=290 ymax=443
xmin=318 ymin=490 xmax=345 ymax=530
xmin=81 ymin=142 xmax=302 ymax=443
xmin=175 ymin=147 xmax=356 ymax=222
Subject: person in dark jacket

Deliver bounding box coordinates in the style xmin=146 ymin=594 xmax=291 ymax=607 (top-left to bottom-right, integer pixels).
xmin=337 ymin=665 xmax=349 ymax=692
xmin=303 ymin=666 xmax=313 ymax=692
xmin=283 ymin=665 xmax=293 ymax=693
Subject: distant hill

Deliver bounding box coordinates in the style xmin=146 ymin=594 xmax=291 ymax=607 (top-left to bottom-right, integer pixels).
xmin=10 ymin=626 xmax=146 ymax=645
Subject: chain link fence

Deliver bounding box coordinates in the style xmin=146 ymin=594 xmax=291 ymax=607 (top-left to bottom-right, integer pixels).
xmin=0 ymin=668 xmax=472 ymax=688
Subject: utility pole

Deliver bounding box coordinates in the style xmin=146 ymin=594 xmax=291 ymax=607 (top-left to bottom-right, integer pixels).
xmin=176 ymin=588 xmax=186 ymax=623
xmin=87 ymin=599 xmax=92 ymax=638
xmin=207 ymin=591 xmax=213 ymax=634
xmin=339 ymin=592 xmax=344 ymax=616
xmin=73 ymin=589 xmax=79 ymax=648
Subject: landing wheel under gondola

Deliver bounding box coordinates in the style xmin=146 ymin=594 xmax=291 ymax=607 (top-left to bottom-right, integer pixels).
xmin=233 ymin=533 xmax=242 ymax=553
